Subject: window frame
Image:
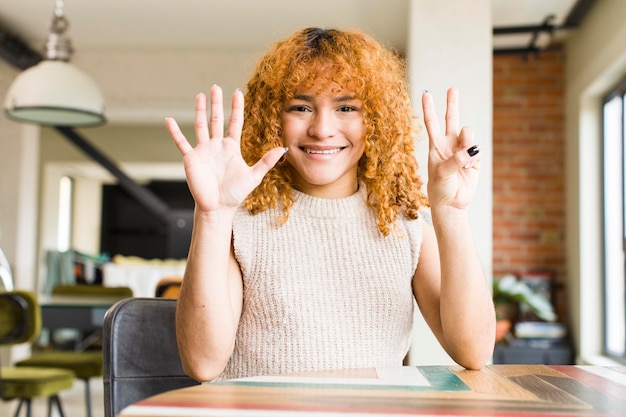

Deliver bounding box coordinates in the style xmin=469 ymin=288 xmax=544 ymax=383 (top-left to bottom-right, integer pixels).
xmin=602 ymin=76 xmax=626 ymax=364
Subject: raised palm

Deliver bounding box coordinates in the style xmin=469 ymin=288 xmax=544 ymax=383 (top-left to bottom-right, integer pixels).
xmin=166 ymin=86 xmax=286 ymax=213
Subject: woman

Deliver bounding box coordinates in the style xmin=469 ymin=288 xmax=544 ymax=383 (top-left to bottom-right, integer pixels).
xmin=165 ymin=27 xmax=495 ymax=382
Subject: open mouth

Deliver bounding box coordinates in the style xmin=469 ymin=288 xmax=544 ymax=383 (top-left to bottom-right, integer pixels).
xmin=301 ymin=147 xmax=345 ymax=155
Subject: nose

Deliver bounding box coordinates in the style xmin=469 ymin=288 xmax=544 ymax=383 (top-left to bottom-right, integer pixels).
xmin=307 ymin=109 xmax=338 ymax=140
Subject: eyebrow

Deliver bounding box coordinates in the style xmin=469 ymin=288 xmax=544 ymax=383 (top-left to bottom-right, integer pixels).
xmin=293 ymin=94 xmax=357 ymax=103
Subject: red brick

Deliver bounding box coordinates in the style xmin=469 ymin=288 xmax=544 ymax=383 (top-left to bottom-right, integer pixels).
xmin=493 ymin=48 xmax=566 ymax=307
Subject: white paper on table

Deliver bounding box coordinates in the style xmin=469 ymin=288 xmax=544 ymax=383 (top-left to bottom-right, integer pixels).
xmin=235 ymin=366 xmax=430 ymax=387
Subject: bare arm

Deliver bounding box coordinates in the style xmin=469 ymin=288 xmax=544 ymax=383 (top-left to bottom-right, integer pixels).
xmin=165 ymin=86 xmax=286 ymax=381
xmin=413 ymin=88 xmax=495 ymax=370
xmin=174 ymin=210 xmax=242 ymax=382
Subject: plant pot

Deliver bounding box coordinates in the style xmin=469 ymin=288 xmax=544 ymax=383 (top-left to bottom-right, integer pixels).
xmin=495 ymin=319 xmax=512 ymax=342
xmin=495 ymin=303 xmax=517 ymax=321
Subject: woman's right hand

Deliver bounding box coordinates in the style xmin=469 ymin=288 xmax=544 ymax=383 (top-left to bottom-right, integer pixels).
xmin=165 ymin=85 xmax=287 ymax=214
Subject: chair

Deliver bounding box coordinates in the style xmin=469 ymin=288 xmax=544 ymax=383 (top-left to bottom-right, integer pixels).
xmin=154 ymin=277 xmax=182 ymax=298
xmin=102 ymin=297 xmax=199 ymax=417
xmin=15 ymin=284 xmax=132 ymax=417
xmin=15 ymin=351 xmax=101 ymax=417
xmin=51 ymin=284 xmax=133 ymax=298
xmin=0 ymin=291 xmax=75 ymax=417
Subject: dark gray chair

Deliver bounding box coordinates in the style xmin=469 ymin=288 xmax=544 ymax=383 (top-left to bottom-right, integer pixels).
xmin=102 ymin=297 xmax=199 ymax=417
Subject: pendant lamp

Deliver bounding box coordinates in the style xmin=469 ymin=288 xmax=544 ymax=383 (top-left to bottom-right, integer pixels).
xmin=3 ymin=0 xmax=106 ymax=127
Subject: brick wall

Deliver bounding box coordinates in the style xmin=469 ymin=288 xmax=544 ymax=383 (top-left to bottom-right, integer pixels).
xmin=492 ymin=49 xmax=567 ymax=317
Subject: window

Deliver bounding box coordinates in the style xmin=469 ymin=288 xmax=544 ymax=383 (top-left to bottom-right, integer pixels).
xmin=57 ymin=175 xmax=74 ymax=251
xmin=602 ymin=78 xmax=626 ymax=362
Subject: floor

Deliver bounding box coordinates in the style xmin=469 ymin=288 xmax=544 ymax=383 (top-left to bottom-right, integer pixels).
xmin=0 ymin=377 xmax=105 ymax=417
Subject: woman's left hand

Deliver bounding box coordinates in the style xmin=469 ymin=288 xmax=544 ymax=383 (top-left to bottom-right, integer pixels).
xmin=422 ymin=87 xmax=480 ymax=210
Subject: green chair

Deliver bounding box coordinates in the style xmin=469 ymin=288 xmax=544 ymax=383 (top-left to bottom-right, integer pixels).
xmin=16 ymin=351 xmax=102 ymax=417
xmin=50 ymin=284 xmax=133 ymax=298
xmin=0 ymin=290 xmax=75 ymax=417
xmin=16 ymin=284 xmax=132 ymax=417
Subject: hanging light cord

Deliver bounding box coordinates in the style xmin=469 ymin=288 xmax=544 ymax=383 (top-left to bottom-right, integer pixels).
xmin=54 ymin=0 xmax=65 ymax=18
xmin=46 ymin=0 xmax=72 ymax=61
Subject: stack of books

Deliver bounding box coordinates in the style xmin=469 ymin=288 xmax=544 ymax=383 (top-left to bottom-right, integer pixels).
xmin=511 ymin=321 xmax=568 ymax=349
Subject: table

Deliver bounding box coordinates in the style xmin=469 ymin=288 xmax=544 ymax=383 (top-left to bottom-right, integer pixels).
xmin=118 ymin=365 xmax=626 ymax=416
xmin=40 ymin=294 xmax=127 ymax=329
xmin=39 ymin=294 xmax=127 ymax=350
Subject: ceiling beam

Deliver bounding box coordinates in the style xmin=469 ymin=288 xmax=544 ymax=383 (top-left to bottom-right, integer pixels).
xmin=493 ymin=0 xmax=598 ymax=57
xmin=0 ymin=29 xmax=41 ymax=70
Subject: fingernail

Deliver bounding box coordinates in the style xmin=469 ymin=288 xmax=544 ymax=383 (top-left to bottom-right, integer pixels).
xmin=278 ymin=147 xmax=289 ymax=163
xmin=468 ymin=145 xmax=480 ymax=157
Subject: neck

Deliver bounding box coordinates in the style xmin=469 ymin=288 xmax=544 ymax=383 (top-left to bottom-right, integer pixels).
xmin=290 ymin=176 xmax=359 ymax=199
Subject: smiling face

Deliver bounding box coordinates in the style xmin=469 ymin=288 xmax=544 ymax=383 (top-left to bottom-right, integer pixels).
xmin=241 ymin=28 xmax=425 ymax=232
xmin=281 ymin=82 xmax=366 ymax=198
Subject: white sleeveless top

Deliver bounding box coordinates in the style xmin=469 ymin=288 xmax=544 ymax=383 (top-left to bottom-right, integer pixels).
xmin=222 ymin=185 xmax=422 ymax=380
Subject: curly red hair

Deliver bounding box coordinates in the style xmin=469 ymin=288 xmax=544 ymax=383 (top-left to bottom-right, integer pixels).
xmin=242 ymin=27 xmax=428 ymax=236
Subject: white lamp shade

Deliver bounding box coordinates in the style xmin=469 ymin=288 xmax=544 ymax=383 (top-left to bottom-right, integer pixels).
xmin=4 ymin=60 xmax=106 ymax=127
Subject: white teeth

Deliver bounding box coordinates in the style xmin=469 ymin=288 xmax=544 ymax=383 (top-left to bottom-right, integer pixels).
xmin=304 ymin=147 xmax=341 ymax=155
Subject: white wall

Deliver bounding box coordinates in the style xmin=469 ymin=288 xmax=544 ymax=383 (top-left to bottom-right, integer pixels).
xmin=564 ymin=0 xmax=626 ymax=365
xmin=406 ymin=0 xmax=493 ymax=365
xmin=0 ymin=63 xmax=40 ymax=363
xmin=0 ymin=58 xmax=40 ymax=292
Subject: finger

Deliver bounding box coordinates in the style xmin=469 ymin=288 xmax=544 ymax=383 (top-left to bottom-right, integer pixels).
xmin=165 ymin=117 xmax=193 ymax=155
xmin=469 ymin=157 xmax=481 ymax=170
xmin=421 ymin=91 xmax=441 ymax=145
xmin=226 ymin=89 xmax=244 ymax=143
xmin=250 ymin=147 xmax=289 ymax=184
xmin=464 ymin=155 xmax=481 ymax=170
xmin=463 ymin=151 xmax=480 ymax=169
xmin=209 ymin=85 xmax=225 ymax=138
xmin=445 ymin=87 xmax=459 ymax=137
xmin=194 ymin=92 xmax=210 ymax=143
xmin=440 ymin=145 xmax=479 ymax=176
xmin=458 ymin=127 xmax=479 ymax=169
xmin=458 ymin=126 xmax=474 ymax=151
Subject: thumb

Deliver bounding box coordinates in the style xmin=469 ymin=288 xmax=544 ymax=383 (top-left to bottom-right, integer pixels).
xmin=250 ymin=147 xmax=288 ymax=183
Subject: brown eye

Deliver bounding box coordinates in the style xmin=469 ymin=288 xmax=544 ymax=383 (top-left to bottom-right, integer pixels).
xmin=287 ymin=105 xmax=311 ymax=112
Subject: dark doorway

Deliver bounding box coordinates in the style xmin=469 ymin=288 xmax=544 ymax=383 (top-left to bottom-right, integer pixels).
xmin=100 ymin=180 xmax=193 ymax=259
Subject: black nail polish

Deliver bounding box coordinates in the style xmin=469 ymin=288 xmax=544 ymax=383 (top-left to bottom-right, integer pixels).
xmin=468 ymin=145 xmax=480 ymax=157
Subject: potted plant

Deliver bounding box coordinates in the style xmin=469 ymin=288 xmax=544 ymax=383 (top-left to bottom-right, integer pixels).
xmin=492 ymin=274 xmax=557 ymax=341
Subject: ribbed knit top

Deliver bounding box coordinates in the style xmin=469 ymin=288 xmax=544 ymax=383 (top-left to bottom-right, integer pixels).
xmin=222 ymin=185 xmax=422 ymax=380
